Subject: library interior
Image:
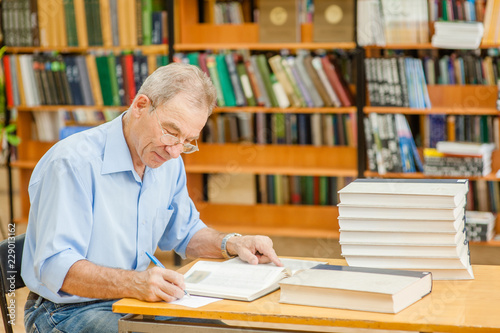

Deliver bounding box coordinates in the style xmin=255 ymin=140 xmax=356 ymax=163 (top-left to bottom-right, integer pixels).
xmin=2 ymin=0 xmax=500 ymax=332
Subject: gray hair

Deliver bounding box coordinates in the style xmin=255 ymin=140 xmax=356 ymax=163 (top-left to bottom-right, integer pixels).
xmin=135 ymin=62 xmax=217 ymax=115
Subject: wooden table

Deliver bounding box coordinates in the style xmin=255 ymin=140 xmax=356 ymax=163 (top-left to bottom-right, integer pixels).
xmin=113 ymin=258 xmax=500 ymax=333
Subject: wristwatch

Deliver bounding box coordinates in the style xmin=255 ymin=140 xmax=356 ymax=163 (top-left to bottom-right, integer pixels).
xmin=221 ymin=233 xmax=242 ymax=259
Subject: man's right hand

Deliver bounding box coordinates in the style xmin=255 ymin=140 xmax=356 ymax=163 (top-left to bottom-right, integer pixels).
xmin=133 ymin=266 xmax=186 ymax=302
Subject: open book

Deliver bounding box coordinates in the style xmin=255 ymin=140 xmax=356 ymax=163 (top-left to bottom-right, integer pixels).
xmin=183 ymin=258 xmax=327 ymax=301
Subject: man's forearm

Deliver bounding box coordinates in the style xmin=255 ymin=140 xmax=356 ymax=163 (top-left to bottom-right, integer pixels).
xmin=185 ymin=227 xmax=226 ymax=258
xmin=60 ymin=260 xmax=143 ymax=300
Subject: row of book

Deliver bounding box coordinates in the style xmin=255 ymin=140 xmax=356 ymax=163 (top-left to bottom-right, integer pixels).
xmin=358 ymin=0 xmax=498 ymax=46
xmin=29 ymin=110 xmax=121 ymax=142
xmin=206 ymin=173 xmax=354 ymax=206
xmin=2 ymin=0 xmax=167 ymax=47
xmin=365 ymin=56 xmax=431 ymax=108
xmin=423 ymin=141 xmax=495 ymax=177
xmin=422 ymin=114 xmax=499 ymax=148
xmin=428 ymin=0 xmax=486 ymax=22
xmin=357 ymin=0 xmax=430 ymax=46
xmin=431 ymin=21 xmax=484 ymax=49
xmin=338 ymin=179 xmax=474 ymax=280
xmin=213 ymin=1 xmax=245 ymax=24
xmin=175 ymin=51 xmax=355 ymax=108
xmin=364 ymin=113 xmax=423 ymax=174
xmin=423 ymin=53 xmax=500 ymax=85
xmin=465 ymin=211 xmax=496 ymax=242
xmin=203 ymin=112 xmax=356 ymax=147
xmin=3 ymin=52 xmax=169 ymax=108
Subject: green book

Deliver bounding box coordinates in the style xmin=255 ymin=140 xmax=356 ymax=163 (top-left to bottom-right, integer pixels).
xmin=236 ymin=60 xmax=257 ymax=106
xmin=63 ymin=0 xmax=79 ymax=46
xmin=142 ymin=0 xmax=153 ymax=45
xmin=186 ymin=52 xmax=200 ymax=67
xmin=107 ymin=55 xmax=121 ymax=106
xmin=215 ymin=54 xmax=236 ymax=107
xmin=206 ymin=55 xmax=225 ymax=107
xmin=84 ymin=0 xmax=95 ymax=45
xmin=300 ymin=176 xmax=314 ymax=205
xmin=92 ymin=0 xmax=103 ymax=46
xmin=255 ymin=54 xmax=279 ymax=107
xmin=95 ymin=55 xmax=114 ymax=106
xmin=319 ymin=176 xmax=329 ymax=206
xmin=156 ymin=55 xmax=169 ymax=67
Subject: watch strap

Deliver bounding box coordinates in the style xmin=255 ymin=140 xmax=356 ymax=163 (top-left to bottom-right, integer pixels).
xmin=221 ymin=233 xmax=242 ymax=259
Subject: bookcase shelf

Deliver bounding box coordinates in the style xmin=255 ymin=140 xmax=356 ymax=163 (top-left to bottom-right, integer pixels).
xmin=364 ymin=43 xmax=500 ymax=50
xmin=183 ymin=144 xmax=358 ymax=177
xmin=5 ymin=45 xmax=169 ymax=55
xmin=11 ymin=106 xmax=128 ymax=112
xmin=191 ymin=203 xmax=340 ymax=239
xmin=175 ymin=42 xmax=357 ymax=51
xmin=364 ymin=106 xmax=500 ymax=116
xmin=214 ymin=106 xmax=357 ymax=114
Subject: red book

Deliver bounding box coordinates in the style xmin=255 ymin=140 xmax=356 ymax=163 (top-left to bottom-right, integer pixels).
xmin=123 ymin=54 xmax=136 ymax=105
xmin=198 ymin=53 xmax=210 ymax=78
xmin=3 ymin=56 xmax=14 ymax=107
xmin=320 ymin=56 xmax=352 ymax=107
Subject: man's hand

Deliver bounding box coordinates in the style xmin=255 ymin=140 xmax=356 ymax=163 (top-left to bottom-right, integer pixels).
xmin=227 ymin=235 xmax=282 ymax=266
xmin=61 ymin=259 xmax=186 ymax=302
xmin=133 ymin=266 xmax=186 ymax=302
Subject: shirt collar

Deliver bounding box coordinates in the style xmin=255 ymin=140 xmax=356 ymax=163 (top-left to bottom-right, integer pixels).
xmin=101 ymin=112 xmax=135 ymax=175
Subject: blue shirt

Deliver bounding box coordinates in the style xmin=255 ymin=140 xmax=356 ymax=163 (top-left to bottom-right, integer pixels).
xmin=21 ymin=113 xmax=207 ymax=303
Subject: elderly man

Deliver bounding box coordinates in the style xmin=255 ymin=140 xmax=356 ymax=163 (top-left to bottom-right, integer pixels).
xmin=22 ymin=63 xmax=281 ymax=332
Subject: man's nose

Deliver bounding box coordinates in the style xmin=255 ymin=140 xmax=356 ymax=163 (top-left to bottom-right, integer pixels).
xmin=165 ymin=143 xmax=183 ymax=159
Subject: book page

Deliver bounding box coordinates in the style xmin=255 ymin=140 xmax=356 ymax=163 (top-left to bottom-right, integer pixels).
xmin=184 ymin=261 xmax=288 ymax=299
xmin=225 ymin=257 xmax=328 ymax=275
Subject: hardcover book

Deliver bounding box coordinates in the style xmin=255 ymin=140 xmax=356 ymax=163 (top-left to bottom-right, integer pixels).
xmin=279 ymin=265 xmax=432 ymax=314
xmin=313 ymin=0 xmax=354 ymax=43
xmin=259 ymin=0 xmax=300 ymax=43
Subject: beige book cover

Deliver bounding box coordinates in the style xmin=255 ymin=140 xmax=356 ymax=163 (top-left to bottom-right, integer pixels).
xmin=313 ymin=0 xmax=354 ymax=43
xmin=259 ymin=0 xmax=300 ymax=43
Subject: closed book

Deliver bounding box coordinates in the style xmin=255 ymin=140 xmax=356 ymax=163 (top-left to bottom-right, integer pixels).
xmin=313 ymin=0 xmax=354 ymax=42
xmin=215 ymin=55 xmax=236 ymax=107
xmin=320 ymin=56 xmax=352 ymax=106
xmin=338 ymin=215 xmax=465 ymax=233
xmin=338 ymin=178 xmax=469 ymax=208
xmin=73 ymin=0 xmax=88 ymax=46
xmin=63 ymin=0 xmax=79 ymax=46
xmin=338 ymin=198 xmax=465 ymax=220
xmin=255 ymin=54 xmax=279 ymax=107
xmin=279 ymin=265 xmax=432 ymax=314
xmin=99 ymin=0 xmax=113 ymax=46
xmin=259 ymin=0 xmax=300 ymax=43
xmin=205 ymin=55 xmax=226 ymax=107
xmin=225 ymin=54 xmax=246 ymax=106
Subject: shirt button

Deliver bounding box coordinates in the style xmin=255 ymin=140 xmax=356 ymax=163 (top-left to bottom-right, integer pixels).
xmin=142 ymin=220 xmax=146 ymax=225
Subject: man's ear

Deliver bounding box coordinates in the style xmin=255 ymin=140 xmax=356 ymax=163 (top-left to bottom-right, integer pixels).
xmin=131 ymin=94 xmax=150 ymax=117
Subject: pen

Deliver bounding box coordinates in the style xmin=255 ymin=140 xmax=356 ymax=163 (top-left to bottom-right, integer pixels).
xmin=145 ymin=251 xmax=191 ymax=298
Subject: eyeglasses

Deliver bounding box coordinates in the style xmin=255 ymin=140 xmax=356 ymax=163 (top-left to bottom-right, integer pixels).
xmin=151 ymin=101 xmax=199 ymax=154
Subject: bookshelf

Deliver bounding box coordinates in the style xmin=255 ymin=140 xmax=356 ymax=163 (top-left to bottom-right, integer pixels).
xmin=3 ymin=0 xmax=175 ymax=225
xmin=362 ymin=43 xmax=500 ymax=245
xmin=175 ymin=0 xmax=362 ymax=238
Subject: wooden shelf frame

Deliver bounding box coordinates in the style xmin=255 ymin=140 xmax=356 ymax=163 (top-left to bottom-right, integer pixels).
xmin=183 ymin=144 xmax=358 ymax=177
xmin=5 ymin=45 xmax=169 ymax=55
xmin=193 ymin=203 xmax=340 ymax=238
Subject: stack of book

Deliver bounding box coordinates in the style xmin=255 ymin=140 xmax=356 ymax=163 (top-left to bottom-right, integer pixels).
xmin=465 ymin=211 xmax=496 ymax=242
xmin=337 ymin=178 xmax=474 ymax=280
xmin=424 ymin=141 xmax=496 ymax=177
xmin=431 ymin=21 xmax=484 ymax=49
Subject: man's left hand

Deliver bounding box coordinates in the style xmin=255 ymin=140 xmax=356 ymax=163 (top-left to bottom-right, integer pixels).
xmin=227 ymin=235 xmax=282 ymax=266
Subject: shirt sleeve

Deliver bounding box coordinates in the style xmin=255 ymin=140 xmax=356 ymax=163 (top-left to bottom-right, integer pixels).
xmin=28 ymin=157 xmax=93 ymax=296
xmin=157 ymin=158 xmax=207 ymax=258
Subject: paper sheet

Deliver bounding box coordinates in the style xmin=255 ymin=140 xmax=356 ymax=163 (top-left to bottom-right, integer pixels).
xmin=169 ymin=295 xmax=222 ymax=308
